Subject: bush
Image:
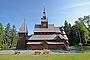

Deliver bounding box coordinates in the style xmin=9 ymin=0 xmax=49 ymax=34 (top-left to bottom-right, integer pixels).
xmin=0 ymin=44 xmax=9 ymax=49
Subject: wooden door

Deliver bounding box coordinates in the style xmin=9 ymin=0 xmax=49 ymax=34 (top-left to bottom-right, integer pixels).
xmin=43 ymin=41 xmax=48 ymax=49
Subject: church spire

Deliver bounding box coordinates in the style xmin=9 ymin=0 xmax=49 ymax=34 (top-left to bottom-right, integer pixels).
xmin=43 ymin=8 xmax=46 ymax=19
xmin=41 ymin=8 xmax=48 ymax=28
xmin=19 ymin=19 xmax=28 ymax=33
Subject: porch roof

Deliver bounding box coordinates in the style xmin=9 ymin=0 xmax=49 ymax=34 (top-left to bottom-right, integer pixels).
xmin=27 ymin=42 xmax=64 ymax=45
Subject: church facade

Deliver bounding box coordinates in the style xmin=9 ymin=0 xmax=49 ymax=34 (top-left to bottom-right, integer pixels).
xmin=16 ymin=8 xmax=69 ymax=50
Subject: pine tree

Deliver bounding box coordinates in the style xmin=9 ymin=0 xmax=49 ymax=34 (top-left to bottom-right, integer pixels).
xmin=64 ymin=20 xmax=71 ymax=39
xmin=10 ymin=25 xmax=17 ymax=47
xmin=4 ymin=23 xmax=11 ymax=46
xmin=0 ymin=23 xmax=4 ymax=44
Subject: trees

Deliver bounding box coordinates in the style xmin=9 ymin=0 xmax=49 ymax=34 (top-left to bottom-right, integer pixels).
xmin=64 ymin=20 xmax=71 ymax=39
xmin=79 ymin=23 xmax=88 ymax=44
xmin=69 ymin=25 xmax=80 ymax=45
xmin=0 ymin=23 xmax=4 ymax=44
xmin=78 ymin=16 xmax=89 ymax=44
xmin=0 ymin=23 xmax=17 ymax=49
xmin=74 ymin=22 xmax=88 ymax=44
xmin=83 ymin=16 xmax=90 ymax=28
xmin=4 ymin=23 xmax=11 ymax=46
xmin=10 ymin=25 xmax=17 ymax=47
xmin=78 ymin=16 xmax=90 ymax=28
xmin=64 ymin=16 xmax=89 ymax=46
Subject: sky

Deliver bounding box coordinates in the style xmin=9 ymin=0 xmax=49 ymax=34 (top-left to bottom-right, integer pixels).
xmin=0 ymin=0 xmax=90 ymax=35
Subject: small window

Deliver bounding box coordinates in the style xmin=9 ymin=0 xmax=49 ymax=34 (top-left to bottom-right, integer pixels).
xmin=43 ymin=24 xmax=46 ymax=26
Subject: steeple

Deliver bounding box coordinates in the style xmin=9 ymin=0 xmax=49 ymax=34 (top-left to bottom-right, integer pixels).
xmin=41 ymin=8 xmax=48 ymax=28
xmin=43 ymin=8 xmax=46 ymax=19
xmin=19 ymin=19 xmax=28 ymax=33
xmin=17 ymin=19 xmax=28 ymax=49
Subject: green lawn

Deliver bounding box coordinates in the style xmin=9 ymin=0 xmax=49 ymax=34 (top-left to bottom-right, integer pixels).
xmin=0 ymin=52 xmax=90 ymax=60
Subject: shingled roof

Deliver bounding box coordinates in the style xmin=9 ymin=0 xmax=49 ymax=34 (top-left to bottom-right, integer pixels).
xmin=34 ymin=24 xmax=61 ymax=32
xmin=27 ymin=34 xmax=67 ymax=40
xmin=28 ymin=35 xmax=57 ymax=40
xmin=19 ymin=19 xmax=28 ymax=33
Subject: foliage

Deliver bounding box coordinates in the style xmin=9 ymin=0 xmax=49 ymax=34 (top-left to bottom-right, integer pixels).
xmin=74 ymin=22 xmax=88 ymax=44
xmin=64 ymin=20 xmax=71 ymax=38
xmin=0 ymin=23 xmax=4 ymax=44
xmin=10 ymin=25 xmax=17 ymax=47
xmin=64 ymin=15 xmax=89 ymax=46
xmin=78 ymin=16 xmax=90 ymax=28
xmin=0 ymin=23 xmax=17 ymax=49
xmin=69 ymin=25 xmax=80 ymax=45
xmin=4 ymin=23 xmax=11 ymax=46
xmin=0 ymin=44 xmax=9 ymax=49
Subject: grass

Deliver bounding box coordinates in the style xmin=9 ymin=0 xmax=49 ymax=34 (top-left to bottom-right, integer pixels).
xmin=0 ymin=51 xmax=90 ymax=60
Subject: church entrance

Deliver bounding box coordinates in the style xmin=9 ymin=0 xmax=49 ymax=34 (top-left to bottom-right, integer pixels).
xmin=42 ymin=41 xmax=48 ymax=50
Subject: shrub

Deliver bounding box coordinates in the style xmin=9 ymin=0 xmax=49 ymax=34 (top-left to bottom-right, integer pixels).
xmin=0 ymin=44 xmax=9 ymax=49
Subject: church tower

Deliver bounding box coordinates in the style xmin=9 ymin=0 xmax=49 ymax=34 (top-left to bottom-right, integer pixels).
xmin=16 ymin=19 xmax=28 ymax=49
xmin=41 ymin=8 xmax=48 ymax=28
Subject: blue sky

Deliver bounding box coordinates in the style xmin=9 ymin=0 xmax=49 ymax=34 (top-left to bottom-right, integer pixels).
xmin=0 ymin=0 xmax=90 ymax=34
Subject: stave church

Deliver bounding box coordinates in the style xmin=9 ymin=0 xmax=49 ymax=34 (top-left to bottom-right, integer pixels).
xmin=16 ymin=8 xmax=69 ymax=50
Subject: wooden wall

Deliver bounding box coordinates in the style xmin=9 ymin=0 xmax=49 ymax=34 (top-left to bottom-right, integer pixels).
xmin=16 ymin=33 xmax=27 ymax=49
xmin=31 ymin=45 xmax=43 ymax=49
xmin=27 ymin=44 xmax=64 ymax=50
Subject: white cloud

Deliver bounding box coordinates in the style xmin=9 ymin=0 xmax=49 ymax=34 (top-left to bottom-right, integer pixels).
xmin=66 ymin=2 xmax=90 ymax=9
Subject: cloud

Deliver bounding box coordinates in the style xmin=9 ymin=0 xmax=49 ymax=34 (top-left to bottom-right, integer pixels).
xmin=66 ymin=2 xmax=90 ymax=9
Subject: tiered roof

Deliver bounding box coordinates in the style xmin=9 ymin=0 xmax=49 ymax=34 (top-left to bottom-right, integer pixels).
xmin=25 ymin=8 xmax=68 ymax=42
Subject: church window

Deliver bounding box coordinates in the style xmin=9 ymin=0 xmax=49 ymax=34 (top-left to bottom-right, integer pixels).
xmin=43 ymin=24 xmax=46 ymax=26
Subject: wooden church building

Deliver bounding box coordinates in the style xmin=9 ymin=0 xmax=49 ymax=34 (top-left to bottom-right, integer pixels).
xmin=16 ymin=8 xmax=69 ymax=50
